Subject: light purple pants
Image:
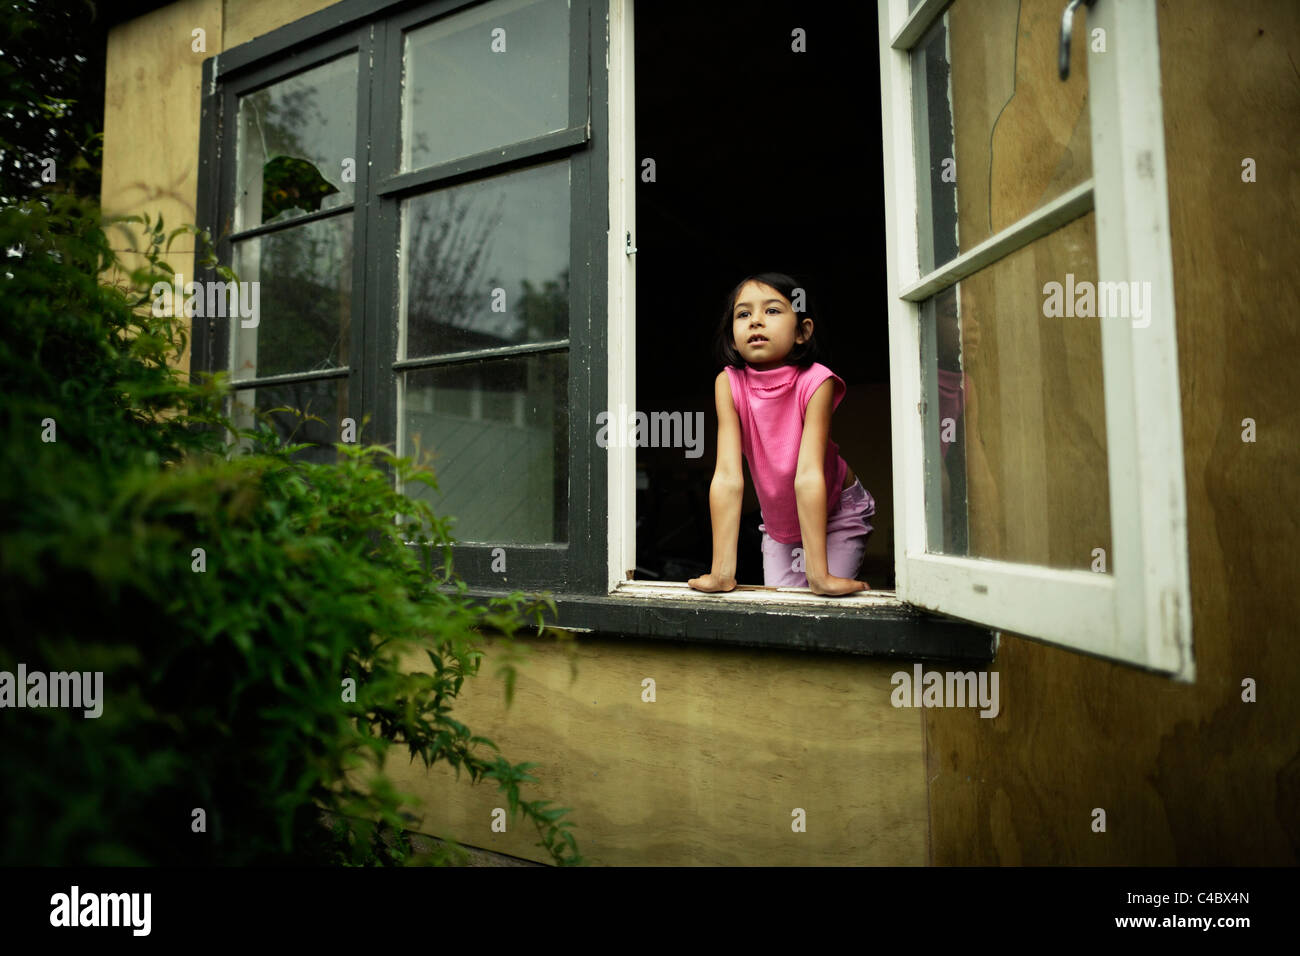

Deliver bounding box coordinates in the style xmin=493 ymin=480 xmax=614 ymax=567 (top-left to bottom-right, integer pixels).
xmin=759 ymin=479 xmax=876 ymax=587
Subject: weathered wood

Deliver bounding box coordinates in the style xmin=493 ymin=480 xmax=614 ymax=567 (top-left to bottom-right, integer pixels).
xmin=925 ymin=0 xmax=1300 ymax=864
xmin=380 ymin=636 xmax=929 ymax=865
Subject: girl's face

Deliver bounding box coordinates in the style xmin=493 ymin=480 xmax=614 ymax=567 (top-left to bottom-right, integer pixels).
xmin=731 ymin=281 xmax=812 ymax=370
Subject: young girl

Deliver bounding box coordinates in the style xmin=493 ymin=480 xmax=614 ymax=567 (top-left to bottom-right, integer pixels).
xmin=688 ymin=273 xmax=874 ymax=595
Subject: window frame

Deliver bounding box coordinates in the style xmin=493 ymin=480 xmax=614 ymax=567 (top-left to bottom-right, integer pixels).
xmin=593 ymin=0 xmax=995 ymax=660
xmin=196 ymin=0 xmax=599 ymax=593
xmin=193 ymin=0 xmax=999 ymax=663
xmin=208 ymin=28 xmax=371 ymax=473
xmin=372 ymin=0 xmax=596 ymax=591
xmin=877 ymin=0 xmax=1195 ymax=679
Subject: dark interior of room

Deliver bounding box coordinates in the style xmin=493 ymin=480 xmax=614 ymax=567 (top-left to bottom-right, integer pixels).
xmin=633 ymin=0 xmax=892 ymax=587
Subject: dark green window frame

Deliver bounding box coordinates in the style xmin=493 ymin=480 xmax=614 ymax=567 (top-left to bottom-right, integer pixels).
xmin=195 ymin=0 xmax=602 ymax=594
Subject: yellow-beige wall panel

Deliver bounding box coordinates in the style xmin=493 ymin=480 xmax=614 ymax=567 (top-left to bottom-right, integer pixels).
xmin=380 ymin=636 xmax=928 ymax=865
xmin=222 ymin=0 xmax=340 ymax=49
xmin=103 ymin=0 xmax=221 ymax=374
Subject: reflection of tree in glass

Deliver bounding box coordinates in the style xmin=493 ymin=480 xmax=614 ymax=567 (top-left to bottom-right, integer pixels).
xmin=405 ymin=188 xmax=570 ymax=353
xmin=406 ymin=190 xmax=504 ymax=346
xmin=259 ymin=83 xmax=333 ymax=170
xmin=408 ymin=121 xmax=432 ymax=172
xmin=518 ymin=270 xmax=569 ymax=341
xmin=253 ymin=223 xmax=352 ymax=377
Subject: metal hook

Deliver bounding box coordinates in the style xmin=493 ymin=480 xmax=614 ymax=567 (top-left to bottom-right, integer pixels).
xmin=1059 ymin=0 xmax=1098 ymax=81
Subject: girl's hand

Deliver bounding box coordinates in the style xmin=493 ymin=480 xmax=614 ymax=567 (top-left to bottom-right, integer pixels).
xmin=807 ymin=574 xmax=870 ymax=596
xmin=688 ymin=572 xmax=737 ymax=593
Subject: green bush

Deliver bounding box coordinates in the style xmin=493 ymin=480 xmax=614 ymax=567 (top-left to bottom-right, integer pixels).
xmin=0 ymin=194 xmax=583 ymax=866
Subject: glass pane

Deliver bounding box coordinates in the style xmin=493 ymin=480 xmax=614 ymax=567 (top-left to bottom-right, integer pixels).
xmin=229 ymin=378 xmax=348 ymax=464
xmin=235 ymin=56 xmax=357 ymax=232
xmin=231 ymin=217 xmax=352 ymax=381
xmin=402 ymin=0 xmax=569 ymax=171
xmin=401 ymin=353 xmax=567 ymax=544
xmin=912 ymin=0 xmax=1092 ymax=273
xmin=400 ymin=160 xmax=569 ymax=359
xmin=921 ymin=211 xmax=1111 ymax=571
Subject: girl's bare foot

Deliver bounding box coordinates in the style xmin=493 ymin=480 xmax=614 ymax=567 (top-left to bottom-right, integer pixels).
xmin=807 ymin=574 xmax=869 ymax=596
xmin=688 ymin=573 xmax=737 ymax=593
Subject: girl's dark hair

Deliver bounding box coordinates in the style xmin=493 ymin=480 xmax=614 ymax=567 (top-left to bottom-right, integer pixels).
xmin=714 ymin=271 xmax=823 ymax=369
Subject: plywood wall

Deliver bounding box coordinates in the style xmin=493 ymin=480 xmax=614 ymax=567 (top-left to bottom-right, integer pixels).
xmin=925 ymin=0 xmax=1300 ymax=864
xmin=379 ymin=636 xmax=928 ymax=865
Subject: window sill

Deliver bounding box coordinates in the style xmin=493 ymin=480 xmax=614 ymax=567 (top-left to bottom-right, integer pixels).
xmin=454 ymin=580 xmax=997 ymax=662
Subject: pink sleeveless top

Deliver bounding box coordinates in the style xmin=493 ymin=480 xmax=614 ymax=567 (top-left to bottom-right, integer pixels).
xmin=724 ymin=362 xmax=849 ymax=544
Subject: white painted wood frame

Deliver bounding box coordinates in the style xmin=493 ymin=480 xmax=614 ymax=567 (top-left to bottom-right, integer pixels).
xmin=606 ymin=0 xmax=637 ymax=590
xmin=878 ymin=0 xmax=1194 ymax=679
xmin=605 ymin=0 xmax=901 ymax=610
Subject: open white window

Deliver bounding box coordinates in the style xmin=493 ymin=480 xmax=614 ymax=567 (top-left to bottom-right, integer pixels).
xmin=878 ymin=0 xmax=1193 ymax=678
xmin=599 ymin=0 xmax=1185 ymax=667
xmin=604 ymin=0 xmax=909 ymax=620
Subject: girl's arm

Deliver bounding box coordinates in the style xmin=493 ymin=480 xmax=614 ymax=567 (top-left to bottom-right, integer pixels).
xmin=688 ymin=371 xmax=744 ymax=592
xmin=795 ymin=379 xmax=868 ymax=595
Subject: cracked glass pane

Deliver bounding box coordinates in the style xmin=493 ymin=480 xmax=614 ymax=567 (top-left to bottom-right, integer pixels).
xmin=234 ymin=55 xmax=357 ymax=232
